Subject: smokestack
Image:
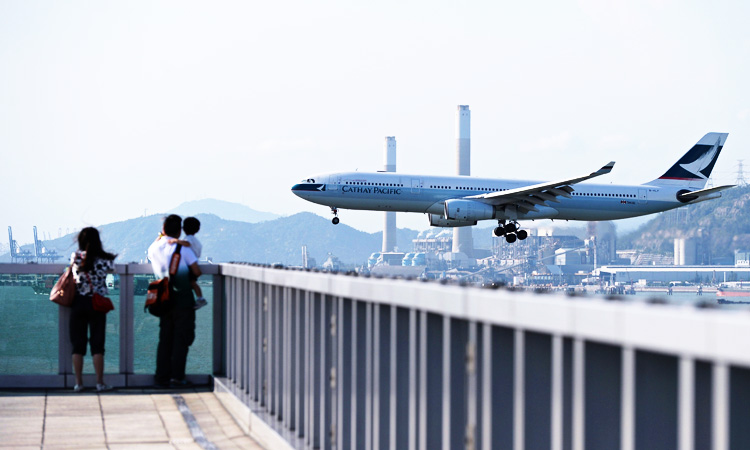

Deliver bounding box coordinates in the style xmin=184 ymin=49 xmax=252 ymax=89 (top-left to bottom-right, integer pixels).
xmin=453 ymin=105 xmax=474 ymax=257
xmin=383 ymin=137 xmax=397 ymax=252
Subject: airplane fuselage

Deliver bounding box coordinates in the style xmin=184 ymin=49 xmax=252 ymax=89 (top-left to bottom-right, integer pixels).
xmin=292 ymin=171 xmax=690 ymax=222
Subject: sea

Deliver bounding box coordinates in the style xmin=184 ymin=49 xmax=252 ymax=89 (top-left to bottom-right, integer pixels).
xmin=0 ymin=277 xmax=213 ymax=375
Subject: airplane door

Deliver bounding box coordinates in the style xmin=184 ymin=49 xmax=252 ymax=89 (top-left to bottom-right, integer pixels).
xmin=411 ymin=179 xmax=421 ymax=194
xmin=638 ymin=188 xmax=647 ymax=204
xmin=329 ymin=176 xmax=340 ymax=191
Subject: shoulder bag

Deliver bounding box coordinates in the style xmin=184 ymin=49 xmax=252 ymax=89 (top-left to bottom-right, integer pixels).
xmin=50 ymin=266 xmax=75 ymax=307
xmin=145 ymin=244 xmax=181 ymax=317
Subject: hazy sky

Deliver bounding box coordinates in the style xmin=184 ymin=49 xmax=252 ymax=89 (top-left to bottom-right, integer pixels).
xmin=2 ymin=0 xmax=748 ymax=246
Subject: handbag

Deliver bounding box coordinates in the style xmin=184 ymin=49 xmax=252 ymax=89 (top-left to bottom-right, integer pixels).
xmin=86 ymin=272 xmax=115 ymax=313
xmin=92 ymin=293 xmax=115 ymax=313
xmin=145 ymin=244 xmax=181 ymax=317
xmin=50 ymin=267 xmax=75 ymax=307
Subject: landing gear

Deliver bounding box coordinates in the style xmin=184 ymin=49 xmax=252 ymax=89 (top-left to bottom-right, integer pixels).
xmin=331 ymin=207 xmax=340 ymax=225
xmin=493 ymin=221 xmax=527 ymax=243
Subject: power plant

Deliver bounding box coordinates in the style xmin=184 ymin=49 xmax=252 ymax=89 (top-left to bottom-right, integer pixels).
xmin=452 ymin=105 xmax=474 ymax=258
xmin=382 ymin=136 xmax=397 ymax=252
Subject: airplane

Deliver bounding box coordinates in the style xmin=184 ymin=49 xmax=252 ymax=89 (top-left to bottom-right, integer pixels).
xmin=291 ymin=132 xmax=734 ymax=243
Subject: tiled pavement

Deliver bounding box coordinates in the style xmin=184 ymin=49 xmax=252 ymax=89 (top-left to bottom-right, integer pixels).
xmin=0 ymin=388 xmax=264 ymax=449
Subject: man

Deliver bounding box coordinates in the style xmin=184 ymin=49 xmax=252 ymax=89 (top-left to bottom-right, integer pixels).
xmin=147 ymin=214 xmax=202 ymax=387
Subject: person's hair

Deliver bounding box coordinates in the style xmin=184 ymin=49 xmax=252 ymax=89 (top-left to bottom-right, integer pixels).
xmin=77 ymin=227 xmax=116 ymax=271
xmin=183 ymin=217 xmax=200 ymax=235
xmin=163 ymin=214 xmax=182 ymax=239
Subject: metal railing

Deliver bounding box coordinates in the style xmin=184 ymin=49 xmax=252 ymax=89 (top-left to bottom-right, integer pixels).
xmin=0 ymin=263 xmax=223 ymax=389
xmin=217 ymin=264 xmax=750 ymax=450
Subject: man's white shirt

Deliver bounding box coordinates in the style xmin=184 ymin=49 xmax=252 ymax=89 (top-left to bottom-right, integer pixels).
xmin=148 ymin=238 xmax=198 ymax=278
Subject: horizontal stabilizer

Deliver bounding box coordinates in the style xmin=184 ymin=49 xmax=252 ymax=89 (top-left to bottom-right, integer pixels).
xmin=677 ymin=185 xmax=735 ymax=203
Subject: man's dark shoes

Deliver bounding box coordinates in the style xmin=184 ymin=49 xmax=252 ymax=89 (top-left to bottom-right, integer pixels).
xmin=169 ymin=378 xmax=193 ymax=388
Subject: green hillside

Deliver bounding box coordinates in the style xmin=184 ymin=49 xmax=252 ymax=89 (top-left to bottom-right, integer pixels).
xmin=620 ymin=185 xmax=750 ymax=259
xmin=3 ymin=213 xmax=420 ymax=267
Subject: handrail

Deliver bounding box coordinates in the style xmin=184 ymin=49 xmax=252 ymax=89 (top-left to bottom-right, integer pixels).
xmin=217 ymin=263 xmax=750 ymax=450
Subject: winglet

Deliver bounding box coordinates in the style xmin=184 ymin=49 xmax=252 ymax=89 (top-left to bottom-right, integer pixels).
xmin=595 ymin=161 xmax=615 ymax=176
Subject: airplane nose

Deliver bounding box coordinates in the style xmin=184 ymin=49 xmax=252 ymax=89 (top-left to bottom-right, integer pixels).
xmin=292 ymin=183 xmax=326 ymax=192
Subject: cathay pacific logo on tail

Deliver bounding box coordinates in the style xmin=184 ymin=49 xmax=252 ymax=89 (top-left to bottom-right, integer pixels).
xmin=659 ymin=133 xmax=726 ymax=181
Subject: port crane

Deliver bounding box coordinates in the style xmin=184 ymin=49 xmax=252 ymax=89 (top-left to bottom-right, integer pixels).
xmin=7 ymin=226 xmax=34 ymax=263
xmin=33 ymin=226 xmax=62 ymax=263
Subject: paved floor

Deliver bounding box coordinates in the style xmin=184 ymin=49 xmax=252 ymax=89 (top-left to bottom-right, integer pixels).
xmin=0 ymin=388 xmax=263 ymax=449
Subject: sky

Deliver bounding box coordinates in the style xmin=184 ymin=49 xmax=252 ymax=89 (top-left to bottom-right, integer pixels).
xmin=1 ymin=0 xmax=749 ymax=247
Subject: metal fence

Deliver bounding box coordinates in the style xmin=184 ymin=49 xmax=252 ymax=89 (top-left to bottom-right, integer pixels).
xmin=218 ymin=263 xmax=750 ymax=450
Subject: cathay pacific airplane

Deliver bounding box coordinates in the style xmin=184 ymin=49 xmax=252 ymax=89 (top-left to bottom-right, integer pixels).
xmin=292 ymin=132 xmax=733 ymax=243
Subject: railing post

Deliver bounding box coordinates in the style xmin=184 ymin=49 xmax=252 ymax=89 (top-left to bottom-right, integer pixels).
xmin=713 ymin=363 xmax=729 ymax=450
xmin=621 ymin=347 xmax=635 ymax=450
xmin=679 ymin=356 xmax=694 ymax=450
xmin=212 ymin=270 xmax=225 ymax=377
xmin=58 ymin=305 xmax=72 ymax=381
xmin=514 ymin=329 xmax=524 ymax=450
xmin=119 ymin=265 xmax=134 ymax=383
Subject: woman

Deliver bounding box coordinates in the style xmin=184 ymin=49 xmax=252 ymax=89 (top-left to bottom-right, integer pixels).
xmin=69 ymin=227 xmax=116 ymax=392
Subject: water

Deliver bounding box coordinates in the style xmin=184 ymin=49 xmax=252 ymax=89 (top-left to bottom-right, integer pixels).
xmin=0 ymin=278 xmax=213 ymax=376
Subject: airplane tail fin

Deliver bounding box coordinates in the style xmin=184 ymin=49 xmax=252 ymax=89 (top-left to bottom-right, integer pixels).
xmin=647 ymin=132 xmax=729 ymax=188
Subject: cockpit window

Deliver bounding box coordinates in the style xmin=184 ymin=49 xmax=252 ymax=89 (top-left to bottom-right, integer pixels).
xmin=300 ymin=178 xmax=316 ymax=183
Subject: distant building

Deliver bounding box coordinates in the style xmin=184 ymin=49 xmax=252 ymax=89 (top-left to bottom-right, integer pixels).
xmin=674 ymin=238 xmax=698 ymax=265
xmin=736 ymin=250 xmax=750 ymax=267
xmin=413 ymin=229 xmax=452 ymax=253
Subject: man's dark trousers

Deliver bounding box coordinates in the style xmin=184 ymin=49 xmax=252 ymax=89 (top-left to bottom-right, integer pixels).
xmin=156 ymin=306 xmax=196 ymax=384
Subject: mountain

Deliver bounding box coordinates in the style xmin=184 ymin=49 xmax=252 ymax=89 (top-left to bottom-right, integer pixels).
xmin=167 ymin=198 xmax=279 ymax=223
xmin=619 ymin=185 xmax=750 ymax=259
xmin=1 ymin=213 xmax=420 ymax=267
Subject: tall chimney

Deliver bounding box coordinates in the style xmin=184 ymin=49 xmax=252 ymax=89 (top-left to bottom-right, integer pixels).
xmin=453 ymin=106 xmax=474 ymax=257
xmin=383 ymin=136 xmax=397 ymax=252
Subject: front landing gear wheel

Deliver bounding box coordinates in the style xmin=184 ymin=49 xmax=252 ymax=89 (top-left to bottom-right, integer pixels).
xmin=330 ymin=207 xmax=340 ymax=225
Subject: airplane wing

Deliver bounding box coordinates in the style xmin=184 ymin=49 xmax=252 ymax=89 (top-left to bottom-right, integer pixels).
xmin=677 ymin=184 xmax=735 ymax=202
xmin=465 ymin=161 xmax=615 ymax=213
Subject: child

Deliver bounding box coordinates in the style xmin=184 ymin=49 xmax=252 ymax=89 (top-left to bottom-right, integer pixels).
xmin=153 ymin=216 xmax=207 ymax=310
xmin=181 ymin=217 xmax=207 ymax=310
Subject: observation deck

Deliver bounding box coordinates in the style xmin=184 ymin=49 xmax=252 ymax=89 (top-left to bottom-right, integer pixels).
xmin=2 ymin=263 xmax=750 ymax=449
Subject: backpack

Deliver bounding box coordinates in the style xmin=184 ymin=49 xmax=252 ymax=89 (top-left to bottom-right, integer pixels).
xmin=145 ymin=244 xmax=181 ymax=317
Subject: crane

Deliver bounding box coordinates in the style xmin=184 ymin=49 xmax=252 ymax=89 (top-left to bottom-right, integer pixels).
xmin=7 ymin=226 xmax=34 ymax=263
xmin=33 ymin=226 xmax=62 ymax=263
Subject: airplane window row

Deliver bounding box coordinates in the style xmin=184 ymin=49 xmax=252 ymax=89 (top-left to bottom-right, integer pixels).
xmin=348 ymin=181 xmax=404 ymax=187
xmin=574 ymin=192 xmax=636 ymax=198
xmin=429 ymin=185 xmax=509 ymax=192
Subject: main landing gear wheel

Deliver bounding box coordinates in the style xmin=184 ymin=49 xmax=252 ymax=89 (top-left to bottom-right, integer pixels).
xmin=495 ymin=220 xmax=526 ymax=243
xmin=331 ymin=207 xmax=340 ymax=225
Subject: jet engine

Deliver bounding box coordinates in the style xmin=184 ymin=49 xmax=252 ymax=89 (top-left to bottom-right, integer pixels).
xmin=428 ymin=214 xmax=477 ymax=227
xmin=443 ymin=199 xmax=495 ymax=222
